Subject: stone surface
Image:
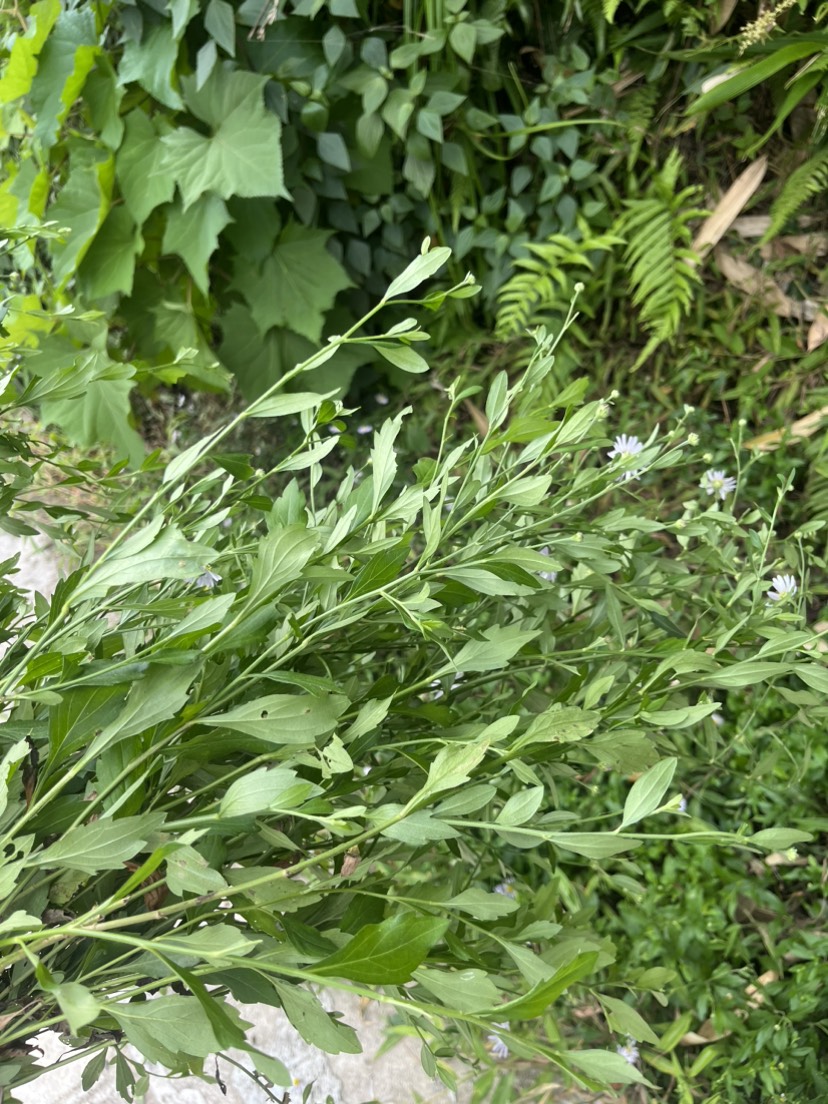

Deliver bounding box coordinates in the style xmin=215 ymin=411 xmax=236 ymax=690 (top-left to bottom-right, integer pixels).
xmin=16 ymin=992 xmax=467 ymax=1104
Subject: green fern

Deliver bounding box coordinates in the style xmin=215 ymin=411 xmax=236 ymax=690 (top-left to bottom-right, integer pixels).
xmin=762 ymin=150 xmax=828 ymax=242
xmin=614 ymin=149 xmax=705 ymax=367
xmin=495 ymin=226 xmax=622 ymax=339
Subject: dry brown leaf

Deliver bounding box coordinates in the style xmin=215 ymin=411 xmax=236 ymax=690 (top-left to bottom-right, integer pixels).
xmin=807 ymin=311 xmax=828 ymax=352
xmin=715 ymin=248 xmax=819 ymax=320
xmin=464 ymin=399 xmax=489 ymax=437
xmin=692 ymin=158 xmax=768 ymax=259
xmin=745 ymin=405 xmax=828 ymax=451
xmin=780 ymin=232 xmax=828 ymax=257
xmin=745 ymin=970 xmax=778 ymax=1008
xmin=732 ymin=215 xmax=772 ymax=239
xmin=680 ymin=1018 xmax=730 ymax=1045
xmin=765 ymin=850 xmax=808 ymax=866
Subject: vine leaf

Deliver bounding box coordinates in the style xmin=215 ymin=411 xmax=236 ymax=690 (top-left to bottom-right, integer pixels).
xmin=162 ymin=193 xmax=232 ymax=294
xmin=28 ymin=6 xmax=98 ymax=148
xmin=116 ymin=110 xmax=177 ymax=224
xmin=47 ymin=148 xmax=114 ymax=288
xmin=161 ymin=68 xmax=288 ymax=208
xmin=78 ymin=206 xmax=144 ymax=299
xmin=232 ymin=223 xmax=352 ymax=342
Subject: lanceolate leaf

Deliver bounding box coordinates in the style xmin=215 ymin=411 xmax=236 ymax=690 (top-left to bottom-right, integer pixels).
xmin=620 ymin=758 xmax=677 ymax=828
xmin=33 ymin=813 xmax=166 ymax=873
xmin=313 ymin=913 xmax=448 ymax=983
xmin=201 ymin=693 xmax=348 ymax=743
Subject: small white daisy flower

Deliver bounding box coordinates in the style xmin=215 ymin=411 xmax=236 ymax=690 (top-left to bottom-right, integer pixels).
xmin=608 ymin=434 xmax=644 ymax=461
xmin=767 ymin=574 xmax=798 ymax=602
xmin=700 ymin=469 xmax=737 ymax=500
xmin=487 ymin=1022 xmax=510 ymax=1060
xmin=608 ymin=434 xmax=644 ymax=481
xmin=616 ymin=1038 xmax=640 ymax=1065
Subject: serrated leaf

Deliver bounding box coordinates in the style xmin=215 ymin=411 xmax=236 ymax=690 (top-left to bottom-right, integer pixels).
xmin=34 ymin=813 xmax=166 ymax=874
xmin=111 ymin=995 xmax=242 ymax=1066
xmin=41 ymin=377 xmax=144 ymax=466
xmin=162 ymin=193 xmax=231 ymax=294
xmin=620 ymin=758 xmax=677 ymax=828
xmin=89 ymin=665 xmax=197 ymax=753
xmin=233 ymin=224 xmax=352 ymax=343
xmin=314 ymin=913 xmax=448 ymax=983
xmin=116 ymin=110 xmax=177 ymax=224
xmin=161 ymin=68 xmax=287 ymax=209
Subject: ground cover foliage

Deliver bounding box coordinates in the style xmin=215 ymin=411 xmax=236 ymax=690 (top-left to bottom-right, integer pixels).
xmin=1 ymin=0 xmax=827 ymax=461
xmin=0 ymin=249 xmax=823 ymax=1103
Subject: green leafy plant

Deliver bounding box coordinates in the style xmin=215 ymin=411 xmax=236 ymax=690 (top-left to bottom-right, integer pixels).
xmin=0 ymin=247 xmax=819 ymax=1102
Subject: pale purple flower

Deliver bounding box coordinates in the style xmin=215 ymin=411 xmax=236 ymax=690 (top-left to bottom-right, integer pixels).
xmin=356 ymin=424 xmax=373 ymax=435
xmin=767 ymin=574 xmax=798 ymax=602
xmin=493 ymin=879 xmax=517 ymax=898
xmin=616 ymin=1038 xmax=639 ymax=1065
xmin=487 ymin=1022 xmax=510 ymax=1060
xmin=538 ymin=546 xmax=557 ymax=583
xmin=677 ymin=796 xmax=687 ymax=814
xmin=608 ymin=434 xmax=644 ymax=481
xmin=700 ymin=469 xmax=737 ymax=500
xmin=194 ymin=570 xmax=222 ymax=588
xmin=375 ymin=393 xmax=389 ymax=406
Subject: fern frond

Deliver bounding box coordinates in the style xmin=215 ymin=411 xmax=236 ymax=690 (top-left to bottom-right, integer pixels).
xmin=763 ymin=150 xmax=828 ymax=241
xmin=621 ymin=85 xmax=659 ymax=169
xmin=495 ymin=228 xmax=621 ymax=339
xmin=614 ymin=153 xmax=705 ymax=365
